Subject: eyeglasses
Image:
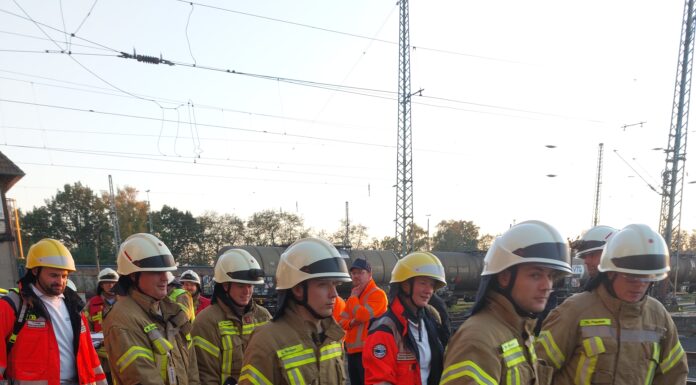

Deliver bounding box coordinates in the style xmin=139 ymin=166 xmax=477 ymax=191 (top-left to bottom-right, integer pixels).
xmin=616 ymin=273 xmax=664 ymax=283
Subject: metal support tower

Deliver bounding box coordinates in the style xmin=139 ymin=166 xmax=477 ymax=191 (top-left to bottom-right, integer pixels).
xmin=395 ymin=0 xmax=414 ymax=257
xmin=659 ymin=0 xmax=694 ymax=253
xmin=108 ymin=175 xmax=121 ymax=252
xmin=343 ymin=201 xmax=351 ymax=248
xmin=592 ymin=143 xmax=604 ymax=227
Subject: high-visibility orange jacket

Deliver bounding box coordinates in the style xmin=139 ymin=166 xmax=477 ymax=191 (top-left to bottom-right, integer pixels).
xmin=339 ymin=279 xmax=388 ymax=354
xmin=0 ymin=285 xmax=107 ymax=385
xmin=333 ymin=296 xmax=346 ymax=324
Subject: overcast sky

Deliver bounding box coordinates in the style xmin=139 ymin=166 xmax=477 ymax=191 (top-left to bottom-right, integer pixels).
xmin=0 ymin=0 xmax=694 ymax=243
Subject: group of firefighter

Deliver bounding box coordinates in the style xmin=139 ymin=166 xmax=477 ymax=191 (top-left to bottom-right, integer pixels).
xmin=0 ymin=220 xmax=689 ymax=385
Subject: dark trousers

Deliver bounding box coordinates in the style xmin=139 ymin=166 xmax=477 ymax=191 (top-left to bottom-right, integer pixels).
xmin=347 ymin=352 xmax=364 ymax=385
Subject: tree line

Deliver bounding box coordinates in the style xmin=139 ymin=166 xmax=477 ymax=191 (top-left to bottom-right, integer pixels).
xmin=19 ymin=182 xmax=496 ymax=265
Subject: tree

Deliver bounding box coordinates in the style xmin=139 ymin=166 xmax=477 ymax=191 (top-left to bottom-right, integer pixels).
xmin=152 ymin=205 xmax=205 ymax=265
xmin=199 ymin=211 xmax=245 ymax=258
xmin=477 ymin=233 xmax=496 ymax=251
xmin=245 ymin=210 xmax=308 ymax=246
xmin=378 ymin=236 xmax=399 ymax=252
xmin=411 ymin=224 xmax=429 ymax=251
xmin=21 ymin=183 xmax=113 ymax=264
xmin=329 ymin=220 xmax=370 ymax=249
xmin=109 ymin=186 xmax=149 ymax=239
xmin=432 ymin=220 xmax=480 ymax=252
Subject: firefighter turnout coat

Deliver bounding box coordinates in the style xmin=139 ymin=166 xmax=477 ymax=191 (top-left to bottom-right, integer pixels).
xmin=535 ymin=284 xmax=688 ymax=385
xmin=339 ymin=279 xmax=388 ymax=354
xmin=238 ymin=301 xmax=346 ymax=385
xmin=440 ymin=292 xmax=539 ymax=385
xmin=191 ymin=299 xmax=271 ymax=385
xmin=0 ymin=285 xmax=107 ymax=385
xmin=362 ymin=296 xmax=445 ymax=385
xmin=103 ymin=289 xmax=199 ymax=385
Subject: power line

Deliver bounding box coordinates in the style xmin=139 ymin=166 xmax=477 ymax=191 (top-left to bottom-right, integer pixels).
xmin=169 ymin=0 xmax=521 ymax=64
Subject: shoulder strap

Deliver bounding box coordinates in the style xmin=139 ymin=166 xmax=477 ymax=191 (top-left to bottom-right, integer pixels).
xmin=2 ymin=290 xmax=29 ymax=355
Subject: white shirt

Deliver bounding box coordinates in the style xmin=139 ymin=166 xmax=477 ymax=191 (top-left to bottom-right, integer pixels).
xmin=31 ymin=284 xmax=77 ymax=382
xmin=408 ymin=319 xmax=431 ymax=385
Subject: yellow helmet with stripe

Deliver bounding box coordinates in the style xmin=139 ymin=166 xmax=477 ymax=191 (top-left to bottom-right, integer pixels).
xmin=26 ymin=238 xmax=76 ymax=271
xmin=390 ymin=251 xmax=446 ymax=290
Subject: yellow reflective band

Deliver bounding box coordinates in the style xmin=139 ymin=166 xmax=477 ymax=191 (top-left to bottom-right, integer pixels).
xmin=91 ymin=313 xmax=102 ymax=322
xmin=440 ymin=360 xmax=496 ymax=385
xmin=286 ymin=367 xmax=306 ymax=385
xmin=506 ymin=366 xmax=520 ymax=385
xmin=574 ymin=352 xmax=598 ymax=385
xmin=582 ymin=337 xmax=605 ymax=357
xmin=152 ymin=337 xmax=174 ymax=355
xmin=319 ymin=343 xmax=343 ymax=361
xmin=279 ymin=347 xmax=316 ymax=369
xmin=276 ymin=344 xmax=304 ymax=357
xmin=579 ymin=318 xmax=611 ymax=327
xmin=660 ymin=342 xmax=685 ymax=373
xmin=116 ymin=346 xmax=154 ymax=373
xmin=221 ymin=335 xmax=234 ymax=380
xmin=501 ymin=339 xmax=520 ymax=352
xmin=193 ymin=336 xmax=220 ymax=358
xmin=502 ymin=346 xmax=526 ymax=368
xmin=239 ymin=364 xmax=272 ymax=385
xmin=143 ymin=323 xmax=158 ymax=333
xmin=644 ymin=342 xmax=660 ymax=385
xmin=537 ymin=331 xmax=565 ymax=369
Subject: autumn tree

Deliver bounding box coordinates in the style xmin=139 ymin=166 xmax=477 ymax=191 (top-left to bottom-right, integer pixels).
xmin=152 ymin=205 xmax=205 ymax=265
xmin=432 ymin=220 xmax=480 ymax=252
xmin=245 ymin=210 xmax=308 ymax=246
xmin=199 ymin=211 xmax=245 ymax=257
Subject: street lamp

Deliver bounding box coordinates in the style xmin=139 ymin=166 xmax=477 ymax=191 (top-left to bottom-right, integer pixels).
xmin=146 ymin=189 xmax=153 ymax=233
xmin=426 ymin=214 xmax=431 ymax=251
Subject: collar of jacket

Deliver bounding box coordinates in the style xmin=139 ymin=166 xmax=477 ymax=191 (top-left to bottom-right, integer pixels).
xmin=217 ymin=296 xmax=257 ymax=322
xmin=283 ymin=300 xmax=345 ymax=343
xmin=485 ymin=291 xmax=536 ymax=336
xmin=595 ymin=283 xmax=645 ymax=319
xmin=356 ymin=278 xmax=378 ymax=299
xmin=128 ymin=287 xmax=183 ymax=321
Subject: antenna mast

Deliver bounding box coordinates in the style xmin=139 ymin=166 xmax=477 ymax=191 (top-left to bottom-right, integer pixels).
xmin=108 ymin=175 xmax=121 ymax=251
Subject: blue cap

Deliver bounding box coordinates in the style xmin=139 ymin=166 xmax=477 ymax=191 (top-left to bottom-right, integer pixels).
xmin=350 ymin=258 xmax=371 ymax=272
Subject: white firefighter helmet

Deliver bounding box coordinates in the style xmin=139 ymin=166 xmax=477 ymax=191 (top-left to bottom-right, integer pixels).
xmin=97 ymin=268 xmax=119 ymax=284
xmin=214 ymin=249 xmax=265 ymax=285
xmin=483 ymin=220 xmax=572 ymax=276
xmin=179 ymin=270 xmax=201 ymax=285
xmin=598 ymin=224 xmax=669 ymax=281
xmin=574 ymin=225 xmax=618 ymax=259
xmin=275 ymin=238 xmax=351 ymax=290
xmin=116 ymin=233 xmax=177 ymax=275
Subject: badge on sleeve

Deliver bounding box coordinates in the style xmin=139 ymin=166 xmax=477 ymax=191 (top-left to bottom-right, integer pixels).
xmin=373 ymin=344 xmax=387 ymax=359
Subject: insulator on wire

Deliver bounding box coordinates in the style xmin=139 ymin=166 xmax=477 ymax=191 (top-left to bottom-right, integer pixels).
xmin=136 ymin=54 xmax=161 ymax=64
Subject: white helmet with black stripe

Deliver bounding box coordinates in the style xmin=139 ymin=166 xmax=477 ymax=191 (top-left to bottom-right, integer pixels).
xmin=275 ymin=237 xmax=351 ymax=290
xmin=116 ymin=233 xmax=177 ymax=275
xmin=598 ymin=224 xmax=669 ymax=281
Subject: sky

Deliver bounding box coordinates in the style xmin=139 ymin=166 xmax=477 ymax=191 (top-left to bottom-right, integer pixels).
xmin=0 ymin=0 xmax=694 ymax=243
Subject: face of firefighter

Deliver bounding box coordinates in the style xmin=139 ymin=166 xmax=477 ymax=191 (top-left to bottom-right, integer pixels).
xmin=136 ymin=271 xmax=169 ymax=300
xmin=350 ymin=268 xmax=371 ymax=288
xmin=225 ymin=282 xmax=253 ymax=306
xmin=182 ymin=281 xmax=198 ymax=295
xmin=293 ymin=278 xmax=339 ymax=318
xmin=100 ymin=281 xmax=116 ymax=298
xmin=607 ymin=272 xmax=651 ymax=303
xmin=34 ymin=267 xmax=68 ymax=297
xmin=499 ymin=264 xmax=555 ymax=313
xmin=400 ymin=276 xmax=436 ymax=308
xmin=583 ymin=250 xmax=602 ymax=278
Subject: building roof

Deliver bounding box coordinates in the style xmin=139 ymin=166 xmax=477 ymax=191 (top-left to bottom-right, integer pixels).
xmin=0 ymin=152 xmax=25 ymax=192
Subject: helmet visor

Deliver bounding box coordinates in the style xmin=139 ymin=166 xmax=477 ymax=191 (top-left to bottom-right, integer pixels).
xmin=133 ymin=254 xmax=176 ymax=269
xmin=513 ymin=242 xmax=569 ymax=262
xmin=299 ymin=257 xmax=348 ymax=276
xmin=227 ymin=269 xmax=265 ymax=282
xmin=616 ymin=273 xmax=668 ymax=283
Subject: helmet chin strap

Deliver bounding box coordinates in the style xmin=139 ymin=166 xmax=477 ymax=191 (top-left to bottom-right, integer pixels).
xmin=295 ymin=281 xmax=331 ymax=320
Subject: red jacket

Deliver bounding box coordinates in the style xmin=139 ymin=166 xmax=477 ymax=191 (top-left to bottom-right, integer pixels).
xmin=84 ymin=295 xmax=110 ymax=332
xmin=362 ymin=297 xmax=444 ymax=385
xmin=194 ymin=294 xmax=211 ymax=315
xmin=0 ymin=285 xmax=107 ymax=385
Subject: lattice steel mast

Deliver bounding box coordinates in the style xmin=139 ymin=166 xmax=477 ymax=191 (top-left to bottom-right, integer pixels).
xmin=395 ymin=0 xmax=414 ymax=257
xmin=592 ymin=143 xmax=604 ymax=227
xmin=659 ymin=0 xmax=694 ymax=252
xmin=108 ymin=175 xmax=121 ymax=252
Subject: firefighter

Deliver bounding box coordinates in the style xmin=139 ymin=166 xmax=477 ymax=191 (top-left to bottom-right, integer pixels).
xmin=440 ymin=220 xmax=573 ymax=385
xmin=572 ymin=225 xmax=617 ymax=281
xmin=179 ymin=270 xmax=211 ymax=315
xmin=363 ymin=251 xmax=447 ymax=385
xmin=84 ymin=268 xmax=119 ymax=383
xmin=103 ymin=233 xmax=199 ymax=385
xmin=536 ymin=224 xmax=688 ymax=384
xmin=340 ymin=258 xmax=388 ymax=385
xmin=168 ymin=273 xmax=196 ymax=321
xmin=0 ymin=238 xmax=106 ymax=385
xmin=191 ymin=249 xmax=272 ymax=385
xmin=238 ymin=237 xmax=351 ymax=385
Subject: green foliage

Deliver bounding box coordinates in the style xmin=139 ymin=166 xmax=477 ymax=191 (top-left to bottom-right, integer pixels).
xmin=432 ymin=220 xmax=480 ymax=252
xmin=152 ymin=205 xmax=204 ymax=265
xmin=199 ymin=211 xmax=245 ymax=259
xmin=245 ymin=210 xmax=308 ymax=246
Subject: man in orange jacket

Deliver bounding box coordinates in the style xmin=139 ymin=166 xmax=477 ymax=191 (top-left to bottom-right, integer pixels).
xmin=339 ymin=258 xmax=387 ymax=385
xmin=0 ymin=238 xmax=106 ymax=385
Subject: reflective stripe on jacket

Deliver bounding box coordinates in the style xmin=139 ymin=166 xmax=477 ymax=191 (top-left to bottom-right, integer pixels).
xmin=340 ymin=279 xmax=388 ymax=354
xmin=238 ymin=300 xmax=346 ymax=385
xmin=440 ymin=292 xmax=538 ymax=385
xmin=0 ymin=286 xmax=107 ymax=385
xmin=535 ymin=284 xmax=688 ymax=385
xmin=168 ymin=289 xmax=196 ymax=321
xmin=191 ymin=299 xmax=271 ymax=385
xmin=363 ymin=296 xmax=444 ymax=385
xmin=103 ymin=289 xmax=199 ymax=385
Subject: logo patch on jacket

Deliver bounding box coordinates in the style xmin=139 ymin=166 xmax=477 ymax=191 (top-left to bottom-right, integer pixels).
xmin=373 ymin=344 xmax=387 ymax=359
xmin=27 ymin=320 xmax=46 ymax=328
